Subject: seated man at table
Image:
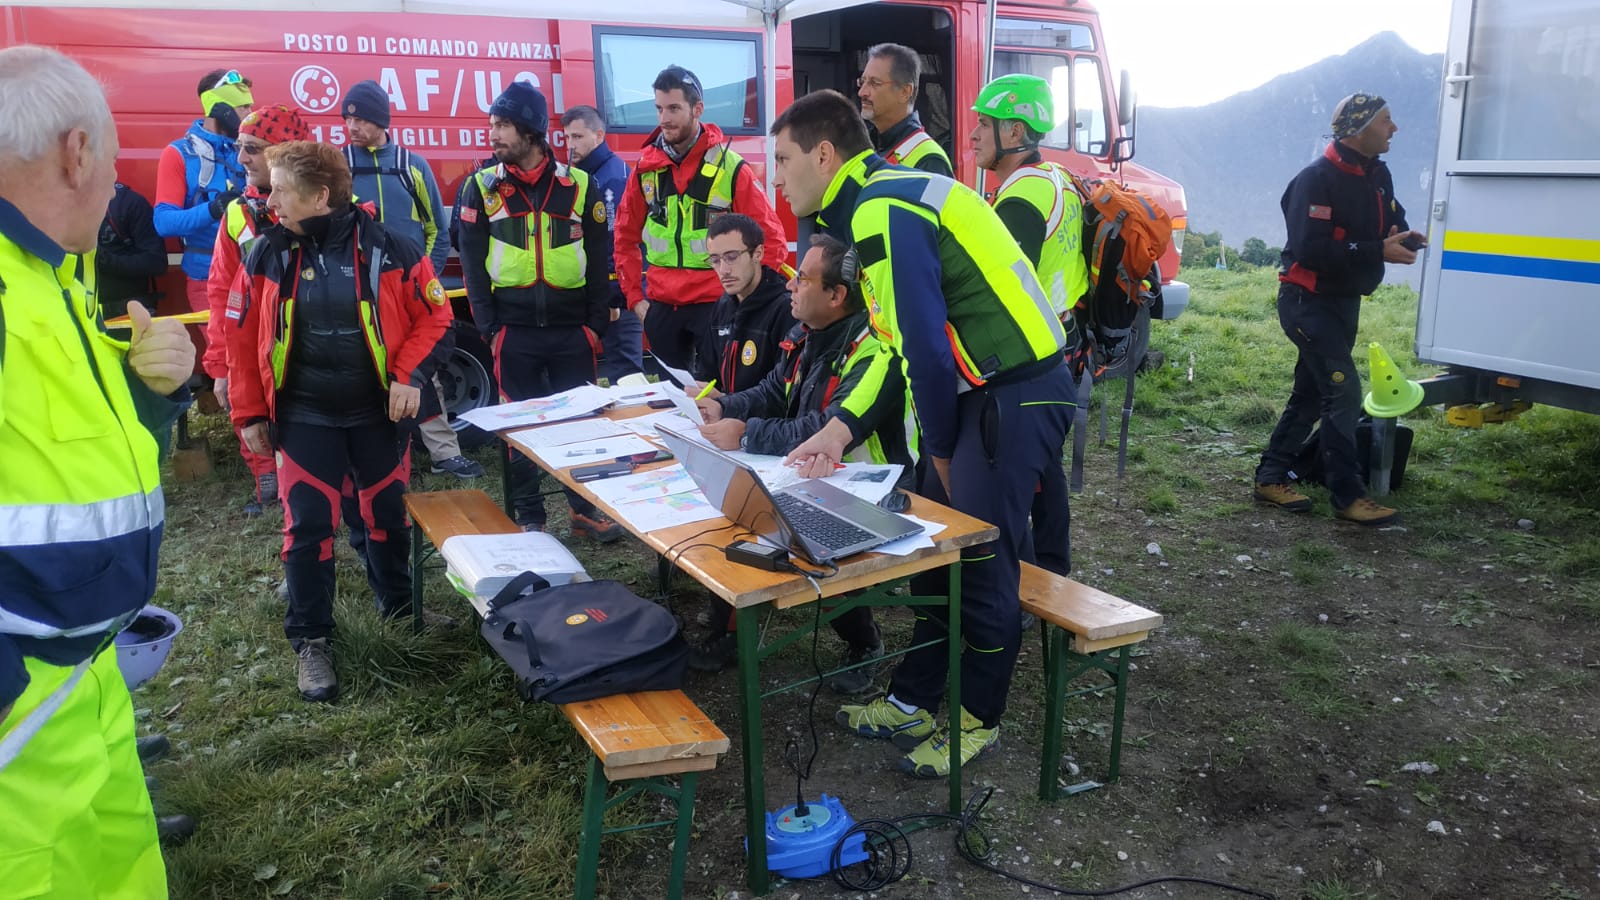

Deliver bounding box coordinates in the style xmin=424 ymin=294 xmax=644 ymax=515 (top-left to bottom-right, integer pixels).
xmin=688 ymin=213 xmax=796 ymax=398
xmin=691 ymin=234 xmax=915 ymax=690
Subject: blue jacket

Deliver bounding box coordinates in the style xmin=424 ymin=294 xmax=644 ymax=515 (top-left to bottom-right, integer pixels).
xmin=345 ymin=142 xmax=450 ymax=276
xmin=154 ymin=121 xmax=244 ymax=280
xmin=574 ymin=142 xmax=629 ymax=309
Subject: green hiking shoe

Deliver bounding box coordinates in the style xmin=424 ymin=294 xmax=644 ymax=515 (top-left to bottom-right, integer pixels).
xmin=898 ymin=708 xmax=999 ymax=779
xmin=836 ymin=696 xmax=936 ymax=750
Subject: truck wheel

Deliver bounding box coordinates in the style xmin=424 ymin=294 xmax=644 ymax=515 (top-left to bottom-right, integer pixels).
xmin=437 ymin=321 xmax=498 ymax=450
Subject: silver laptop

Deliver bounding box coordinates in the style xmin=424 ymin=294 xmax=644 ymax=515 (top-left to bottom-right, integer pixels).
xmin=655 ymin=423 xmax=923 ymax=564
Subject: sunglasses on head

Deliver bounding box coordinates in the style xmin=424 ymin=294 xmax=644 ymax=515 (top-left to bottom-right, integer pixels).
xmin=212 ymin=70 xmax=245 ymax=90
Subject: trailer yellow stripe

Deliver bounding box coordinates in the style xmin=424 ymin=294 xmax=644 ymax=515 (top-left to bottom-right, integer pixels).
xmin=1442 ymin=231 xmax=1600 ymax=264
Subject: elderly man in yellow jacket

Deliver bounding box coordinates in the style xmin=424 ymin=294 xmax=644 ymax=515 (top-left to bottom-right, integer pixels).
xmin=0 ymin=46 xmax=195 ymax=898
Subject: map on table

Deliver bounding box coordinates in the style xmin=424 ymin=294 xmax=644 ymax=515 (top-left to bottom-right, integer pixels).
xmin=458 ymin=384 xmax=611 ymax=430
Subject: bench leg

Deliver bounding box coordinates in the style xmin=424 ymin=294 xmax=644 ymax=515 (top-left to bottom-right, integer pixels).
xmin=1038 ymin=626 xmax=1069 ymax=801
xmin=573 ymin=755 xmax=606 ymax=900
xmin=666 ymin=771 xmax=700 ymax=900
xmin=410 ymin=515 xmax=425 ymax=634
xmin=501 ymin=443 xmax=515 ymax=519
xmin=1107 ymin=645 xmax=1131 ymax=783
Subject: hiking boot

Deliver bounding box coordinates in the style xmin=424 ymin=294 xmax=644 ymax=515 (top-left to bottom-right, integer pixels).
xmin=1336 ymin=497 xmax=1398 ymax=527
xmin=688 ymin=630 xmax=738 ymax=672
xmin=157 ymin=814 xmax=197 ymax=845
xmin=570 ymin=509 xmax=624 ymax=543
xmin=136 ymin=734 xmax=170 ymax=765
xmin=296 ymin=638 xmax=338 ymax=703
xmin=826 ymin=640 xmax=884 ymax=695
xmin=1254 ymin=482 xmax=1312 ymax=512
xmin=899 ymin=708 xmax=1000 ymax=779
xmin=836 ymin=696 xmax=936 ymax=750
xmin=430 ymin=455 xmax=485 ymax=479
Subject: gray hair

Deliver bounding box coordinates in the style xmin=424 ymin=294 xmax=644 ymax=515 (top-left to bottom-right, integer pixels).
xmin=0 ymin=46 xmax=112 ymax=164
xmin=867 ymin=43 xmax=921 ymax=96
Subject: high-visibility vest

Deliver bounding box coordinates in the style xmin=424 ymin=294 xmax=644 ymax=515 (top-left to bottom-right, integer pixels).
xmin=992 ymin=161 xmax=1090 ymax=320
xmin=638 ymin=143 xmax=743 ymax=270
xmin=473 ymin=162 xmax=591 ymax=290
xmin=0 ymin=228 xmax=165 ymax=650
xmin=885 ymin=128 xmax=951 ymax=174
xmin=840 ymin=153 xmax=1070 ymax=387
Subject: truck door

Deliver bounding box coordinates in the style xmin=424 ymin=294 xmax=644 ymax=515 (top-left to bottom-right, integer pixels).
xmin=1416 ymin=0 xmax=1600 ymax=392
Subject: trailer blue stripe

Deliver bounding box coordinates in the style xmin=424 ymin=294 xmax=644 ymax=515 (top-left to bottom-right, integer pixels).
xmin=1440 ymin=250 xmax=1600 ymax=285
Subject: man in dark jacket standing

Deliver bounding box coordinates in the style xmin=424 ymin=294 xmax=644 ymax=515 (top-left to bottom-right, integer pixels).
xmin=456 ymin=82 xmax=622 ymax=540
xmin=96 ymin=183 xmax=168 ymax=320
xmin=690 ymin=213 xmax=795 ymax=397
xmin=562 ymin=104 xmax=643 ymax=382
xmin=1253 ymin=93 xmax=1426 ymax=526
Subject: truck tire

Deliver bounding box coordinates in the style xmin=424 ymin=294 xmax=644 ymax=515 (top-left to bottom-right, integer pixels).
xmin=437 ymin=320 xmax=498 ymax=450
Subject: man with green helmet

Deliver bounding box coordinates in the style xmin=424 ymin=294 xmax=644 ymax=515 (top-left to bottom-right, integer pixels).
xmin=971 ymin=73 xmax=1088 ymax=578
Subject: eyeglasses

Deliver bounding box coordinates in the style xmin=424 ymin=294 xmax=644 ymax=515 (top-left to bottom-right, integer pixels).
xmin=237 ymin=142 xmax=267 ymax=156
xmin=708 ymin=249 xmax=751 ymax=268
xmin=856 ymin=76 xmax=898 ymax=91
xmin=212 ymin=70 xmax=245 ymax=90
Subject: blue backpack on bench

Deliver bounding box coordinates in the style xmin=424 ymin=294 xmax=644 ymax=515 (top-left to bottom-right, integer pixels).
xmin=481 ymin=572 xmax=689 ymax=704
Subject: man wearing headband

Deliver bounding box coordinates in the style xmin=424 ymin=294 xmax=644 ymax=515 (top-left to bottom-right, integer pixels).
xmin=1252 ymin=92 xmax=1427 ymax=526
xmin=154 ymin=68 xmax=254 ymax=380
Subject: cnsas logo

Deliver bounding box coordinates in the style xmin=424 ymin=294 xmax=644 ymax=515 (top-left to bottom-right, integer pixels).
xmin=292 ymin=65 xmax=341 ymax=114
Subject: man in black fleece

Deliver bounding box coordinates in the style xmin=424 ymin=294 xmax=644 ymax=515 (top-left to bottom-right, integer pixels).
xmin=1253 ymin=92 xmax=1426 ymax=526
xmin=689 ymin=213 xmax=795 ymax=398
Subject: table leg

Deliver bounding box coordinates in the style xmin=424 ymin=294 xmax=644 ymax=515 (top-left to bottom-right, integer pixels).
xmin=737 ymin=603 xmax=769 ymax=895
xmin=947 ymin=560 xmax=963 ymax=812
xmin=411 ymin=518 xmax=425 ymax=635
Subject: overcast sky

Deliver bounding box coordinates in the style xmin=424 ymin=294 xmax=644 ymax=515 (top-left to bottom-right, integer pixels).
xmin=1095 ymin=0 xmax=1454 ymax=108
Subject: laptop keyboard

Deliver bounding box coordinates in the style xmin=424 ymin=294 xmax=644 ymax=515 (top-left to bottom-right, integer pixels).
xmin=773 ymin=493 xmax=876 ymax=552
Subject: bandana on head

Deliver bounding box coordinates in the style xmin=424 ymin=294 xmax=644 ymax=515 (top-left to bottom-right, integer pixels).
xmin=239 ymin=104 xmax=310 ymax=144
xmin=200 ymin=83 xmax=253 ymax=116
xmin=1330 ymin=92 xmax=1387 ymax=140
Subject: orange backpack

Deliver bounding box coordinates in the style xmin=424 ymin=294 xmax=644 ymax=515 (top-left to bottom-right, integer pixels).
xmin=1073 ymin=176 xmax=1173 ymax=338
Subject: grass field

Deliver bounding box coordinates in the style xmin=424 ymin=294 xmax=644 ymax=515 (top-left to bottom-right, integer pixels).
xmin=142 ymin=267 xmax=1600 ymax=899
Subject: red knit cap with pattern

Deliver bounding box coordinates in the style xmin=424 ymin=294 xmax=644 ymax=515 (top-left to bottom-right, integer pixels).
xmin=239 ymin=104 xmax=311 ymax=144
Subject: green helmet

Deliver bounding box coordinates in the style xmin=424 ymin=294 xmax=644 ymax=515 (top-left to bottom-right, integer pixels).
xmin=972 ymin=74 xmax=1055 ymax=134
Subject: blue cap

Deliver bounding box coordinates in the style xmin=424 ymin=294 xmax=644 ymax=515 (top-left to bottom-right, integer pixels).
xmin=340 ymin=80 xmax=391 ymax=129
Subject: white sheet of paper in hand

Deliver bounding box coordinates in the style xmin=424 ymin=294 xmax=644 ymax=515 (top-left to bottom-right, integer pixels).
xmin=654 ymin=360 xmax=698 ymax=389
xmin=670 ymin=386 xmax=705 ymax=425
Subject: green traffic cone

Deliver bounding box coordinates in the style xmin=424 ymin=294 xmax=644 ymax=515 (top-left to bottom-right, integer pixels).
xmin=1362 ymin=342 xmax=1424 ymax=418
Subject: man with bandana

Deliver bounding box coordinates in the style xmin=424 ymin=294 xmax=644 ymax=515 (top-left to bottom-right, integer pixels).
xmin=1252 ymin=92 xmax=1427 ymax=526
xmin=154 ymin=69 xmax=253 ymax=370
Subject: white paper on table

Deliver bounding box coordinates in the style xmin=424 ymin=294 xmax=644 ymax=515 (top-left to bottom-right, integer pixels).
xmin=458 ymin=384 xmax=611 ymax=430
xmin=526 ymin=434 xmax=657 ymax=470
xmin=503 ymin=418 xmax=630 ymax=452
xmin=616 ymin=372 xmax=652 ymax=387
xmin=654 ymin=360 xmax=698 ymax=389
xmin=872 ymin=516 xmax=946 ymax=557
xmin=586 ymin=464 xmax=700 ymax=507
xmin=619 ymin=409 xmax=701 ymax=438
xmin=606 ymin=490 xmax=721 ymax=532
xmin=599 ymin=382 xmax=675 ymax=409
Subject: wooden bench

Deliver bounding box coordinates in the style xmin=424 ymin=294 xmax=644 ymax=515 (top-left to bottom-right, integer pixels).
xmin=404 ymin=489 xmax=729 ymax=900
xmin=1019 ymin=561 xmax=1163 ymax=801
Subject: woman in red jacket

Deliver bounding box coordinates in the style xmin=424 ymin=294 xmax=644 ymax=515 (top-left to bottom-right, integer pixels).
xmin=224 ymin=141 xmax=454 ymax=703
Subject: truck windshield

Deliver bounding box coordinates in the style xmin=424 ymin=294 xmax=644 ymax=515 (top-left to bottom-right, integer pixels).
xmin=595 ymin=29 xmax=763 ymax=135
xmin=1459 ymin=0 xmax=1600 ymax=161
xmin=992 ymin=18 xmax=1108 ymax=156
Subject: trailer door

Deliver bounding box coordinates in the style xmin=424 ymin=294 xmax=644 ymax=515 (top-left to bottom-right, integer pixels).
xmin=1415 ymin=0 xmax=1600 ymax=391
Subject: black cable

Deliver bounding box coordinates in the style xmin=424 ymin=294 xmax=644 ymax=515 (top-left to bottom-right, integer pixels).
xmin=827 ymin=788 xmax=1277 ymax=899
xmin=778 ymin=559 xmax=837 ymax=817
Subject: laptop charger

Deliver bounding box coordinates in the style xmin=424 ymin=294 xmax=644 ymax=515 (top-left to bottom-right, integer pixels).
xmin=725 ymin=540 xmax=789 ymax=571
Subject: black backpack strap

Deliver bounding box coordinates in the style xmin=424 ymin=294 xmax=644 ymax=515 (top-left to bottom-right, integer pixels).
xmin=1117 ymin=365 xmax=1136 ymax=481
xmin=346 ymin=146 xmax=431 ymax=224
xmin=484 ymin=570 xmax=552 ymax=616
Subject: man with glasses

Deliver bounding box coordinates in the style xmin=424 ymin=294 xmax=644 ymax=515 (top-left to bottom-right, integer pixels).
xmin=689 ymin=213 xmax=795 ymax=399
xmin=154 ymin=68 xmax=253 ymax=375
xmin=858 ymin=43 xmax=952 ymax=177
xmin=202 ymin=104 xmax=307 ymax=517
xmin=614 ymin=65 xmax=787 ymax=371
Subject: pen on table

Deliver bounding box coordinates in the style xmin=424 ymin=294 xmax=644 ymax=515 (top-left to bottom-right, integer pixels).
xmin=618 ymin=392 xmax=652 ymax=400
xmin=694 ymin=380 xmax=718 ymax=401
xmin=565 ymin=448 xmax=609 ymax=457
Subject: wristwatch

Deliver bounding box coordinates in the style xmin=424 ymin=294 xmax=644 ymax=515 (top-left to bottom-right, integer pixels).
xmin=739 ymin=433 xmax=749 ymax=450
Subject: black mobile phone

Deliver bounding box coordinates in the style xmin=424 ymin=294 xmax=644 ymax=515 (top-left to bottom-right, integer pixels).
xmin=619 ymin=449 xmax=673 ymax=465
xmin=1400 ymin=233 xmax=1426 ymax=251
xmin=572 ymin=460 xmax=633 ymax=482
xmin=646 ymin=398 xmax=676 ymax=409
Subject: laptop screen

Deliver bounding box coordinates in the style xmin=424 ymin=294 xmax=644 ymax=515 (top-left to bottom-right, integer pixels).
xmin=655 ymin=424 xmax=788 ymax=545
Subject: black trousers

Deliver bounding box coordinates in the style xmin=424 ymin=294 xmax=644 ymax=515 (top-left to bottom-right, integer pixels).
xmin=890 ymin=361 xmax=1074 ymax=728
xmin=1255 ymin=283 xmax=1366 ymax=508
xmin=494 ymin=324 xmax=600 ymax=528
xmin=1029 ymin=433 xmax=1072 ymax=577
xmin=642 ymin=301 xmax=715 ymax=372
xmin=276 ymin=418 xmax=411 ymax=645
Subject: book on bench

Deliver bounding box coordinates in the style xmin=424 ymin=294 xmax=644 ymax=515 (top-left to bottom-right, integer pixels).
xmin=439 ymin=532 xmax=589 ymax=618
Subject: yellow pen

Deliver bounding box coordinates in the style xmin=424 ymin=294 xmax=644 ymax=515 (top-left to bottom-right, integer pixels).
xmin=694 ymin=379 xmax=718 ymax=401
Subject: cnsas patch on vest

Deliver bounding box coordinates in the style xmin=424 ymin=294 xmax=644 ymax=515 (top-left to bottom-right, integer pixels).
xmin=741 ymin=340 xmax=757 ymax=366
xmin=425 ymin=279 xmax=447 ymax=306
xmin=591 ymin=200 xmax=606 ymax=224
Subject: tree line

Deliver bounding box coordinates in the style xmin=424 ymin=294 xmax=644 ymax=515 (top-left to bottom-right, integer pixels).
xmin=1181 ymin=229 xmax=1280 ymax=271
